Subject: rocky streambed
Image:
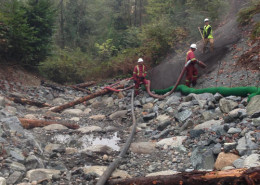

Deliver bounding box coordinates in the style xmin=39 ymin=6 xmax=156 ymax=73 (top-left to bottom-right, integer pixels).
xmin=0 ymin=79 xmax=260 ymax=185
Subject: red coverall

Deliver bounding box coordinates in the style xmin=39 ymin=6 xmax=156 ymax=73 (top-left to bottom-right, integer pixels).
xmin=185 ymin=49 xmax=198 ymax=87
xmin=133 ymin=64 xmax=148 ymax=95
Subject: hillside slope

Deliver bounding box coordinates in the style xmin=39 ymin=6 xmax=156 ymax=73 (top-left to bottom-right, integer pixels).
xmin=149 ymin=0 xmax=259 ymax=89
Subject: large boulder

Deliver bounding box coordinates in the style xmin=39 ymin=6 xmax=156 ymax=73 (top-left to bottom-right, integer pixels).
xmin=214 ymin=152 xmax=240 ymax=170
xmin=219 ymin=98 xmax=238 ymax=113
xmin=130 ymin=142 xmax=156 ymax=154
xmin=247 ymin=95 xmax=260 ymax=116
xmin=243 ymin=154 xmax=260 ymax=168
xmin=191 ymin=146 xmax=215 ymax=170
xmin=82 ymin=166 xmax=131 ymax=179
xmin=193 ymin=120 xmax=222 ymax=130
xmin=26 ymin=169 xmax=61 ymax=182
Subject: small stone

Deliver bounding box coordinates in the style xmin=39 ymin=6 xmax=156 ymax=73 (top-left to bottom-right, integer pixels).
xmin=103 ymin=155 xmax=109 ymax=161
xmin=109 ymin=110 xmax=127 ymax=120
xmin=223 ymin=143 xmax=237 ymax=153
xmin=43 ymin=124 xmax=68 ymax=131
xmin=78 ymin=126 xmax=102 ymax=134
xmin=130 ymin=142 xmax=156 ymax=154
xmin=65 ymin=148 xmax=78 ymax=154
xmin=190 ymin=129 xmax=205 ymax=138
xmin=243 ymin=154 xmax=260 ymax=168
xmin=7 ymin=171 xmax=22 ymax=184
xmin=0 ymin=177 xmax=6 ymax=185
xmin=89 ymin=114 xmax=106 ymax=120
xmin=219 ymin=98 xmax=238 ymax=113
xmin=83 ymin=108 xmax=92 ymax=115
xmin=227 ymin=128 xmax=242 ymax=134
xmin=62 ymin=109 xmax=83 ymax=116
xmin=143 ymin=113 xmax=156 ymax=122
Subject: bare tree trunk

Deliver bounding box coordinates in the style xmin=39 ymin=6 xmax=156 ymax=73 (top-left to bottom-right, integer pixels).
xmin=134 ymin=0 xmax=137 ymax=26
xmin=51 ymin=84 xmax=124 ymax=113
xmin=8 ymin=97 xmax=50 ymax=108
xmin=107 ymin=167 xmax=260 ymax=185
xmin=139 ymin=0 xmax=142 ymax=26
xmin=60 ymin=0 xmax=65 ymax=49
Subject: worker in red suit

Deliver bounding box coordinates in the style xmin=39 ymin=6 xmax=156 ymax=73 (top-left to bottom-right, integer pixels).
xmin=133 ymin=58 xmax=148 ymax=96
xmin=185 ymin=44 xmax=200 ymax=87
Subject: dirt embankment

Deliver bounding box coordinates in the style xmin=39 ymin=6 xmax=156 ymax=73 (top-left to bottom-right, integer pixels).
xmin=149 ymin=0 xmax=254 ymax=89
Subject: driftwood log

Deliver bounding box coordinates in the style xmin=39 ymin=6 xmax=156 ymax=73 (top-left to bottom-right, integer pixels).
xmin=70 ymin=86 xmax=92 ymax=94
xmin=73 ymin=81 xmax=96 ymax=88
xmin=19 ymin=118 xmax=79 ymax=129
xmin=106 ymin=167 xmax=260 ymax=185
xmin=9 ymin=97 xmax=50 ymax=108
xmin=51 ymin=84 xmax=124 ymax=113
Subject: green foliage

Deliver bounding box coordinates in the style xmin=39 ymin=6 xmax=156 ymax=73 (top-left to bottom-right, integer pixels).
xmin=1 ymin=0 xmax=56 ymax=66
xmin=238 ymin=1 xmax=260 ymax=26
xmin=39 ymin=48 xmax=93 ymax=84
xmin=95 ymin=39 xmax=118 ymax=60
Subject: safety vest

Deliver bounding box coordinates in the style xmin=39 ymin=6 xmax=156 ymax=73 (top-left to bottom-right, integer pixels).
xmin=186 ymin=50 xmax=196 ymax=63
xmin=203 ymin=25 xmax=213 ymax=39
xmin=134 ymin=64 xmax=146 ymax=77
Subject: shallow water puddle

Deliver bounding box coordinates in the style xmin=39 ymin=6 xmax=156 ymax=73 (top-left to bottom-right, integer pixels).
xmin=52 ymin=132 xmax=121 ymax=151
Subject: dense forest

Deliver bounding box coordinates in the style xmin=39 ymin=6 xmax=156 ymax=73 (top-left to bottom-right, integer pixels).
xmin=0 ymin=0 xmax=232 ymax=83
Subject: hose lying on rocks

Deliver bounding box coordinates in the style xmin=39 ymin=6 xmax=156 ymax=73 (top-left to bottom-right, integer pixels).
xmin=145 ymin=84 xmax=260 ymax=102
xmin=96 ymin=90 xmax=137 ymax=185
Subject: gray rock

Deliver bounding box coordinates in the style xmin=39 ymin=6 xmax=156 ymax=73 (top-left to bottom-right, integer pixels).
xmin=151 ymin=129 xmax=173 ymax=139
xmin=130 ymin=142 xmax=156 ymax=154
xmin=236 ymin=132 xmax=259 ymax=156
xmin=166 ymin=96 xmax=181 ymax=105
xmin=233 ymin=158 xmax=245 ymax=169
xmin=190 ymin=129 xmax=205 ymax=139
xmin=7 ymin=171 xmax=23 ymax=184
xmin=109 ymin=110 xmax=127 ymax=120
xmin=145 ymin=97 xmax=154 ymax=103
xmin=25 ymin=155 xmax=44 ymax=170
xmin=3 ymin=106 xmax=17 ymax=115
xmin=226 ymin=96 xmax=241 ymax=101
xmin=53 ymin=98 xmax=66 ymax=105
xmin=156 ymin=136 xmax=187 ymax=149
xmin=224 ymin=142 xmax=237 ymax=153
xmin=26 ymin=169 xmax=61 ymax=182
xmin=191 ymin=147 xmax=215 ymax=170
xmin=194 ymin=120 xmax=222 ymax=130
xmin=77 ymin=126 xmax=102 ymax=133
xmin=253 ymin=13 xmax=260 ymax=22
xmin=243 ymin=154 xmax=260 ymax=168
xmin=0 ymin=96 xmax=5 ymax=107
xmin=81 ymin=145 xmax=115 ymax=155
xmin=246 ymin=95 xmax=260 ymax=116
xmin=1 ymin=116 xmax=25 ymax=136
xmin=251 ymin=111 xmax=260 ymax=118
xmin=143 ymin=113 xmax=156 ymax=122
xmin=43 ymin=124 xmax=68 ymax=131
xmin=0 ymin=177 xmax=6 ymax=185
xmin=180 ymin=119 xmax=193 ymax=131
xmin=10 ymin=149 xmax=25 ymax=162
xmin=219 ymin=98 xmax=238 ymax=113
xmin=213 ymin=143 xmax=222 ymax=155
xmin=227 ymin=128 xmax=242 ymax=134
xmin=10 ymin=162 xmax=26 ymax=172
xmin=157 ymin=120 xmax=171 ymax=131
xmin=253 ymin=117 xmax=260 ymax=127
xmin=62 ymin=109 xmax=83 ymax=116
xmin=134 ymin=100 xmax=141 ymax=107
xmin=45 ymin=144 xmax=62 ymax=153
xmin=214 ymin=93 xmax=223 ymax=101
xmin=175 ymin=109 xmax=192 ymax=123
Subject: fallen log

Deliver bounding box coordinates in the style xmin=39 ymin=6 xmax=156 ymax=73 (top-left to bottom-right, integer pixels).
xmin=107 ymin=167 xmax=260 ymax=185
xmin=19 ymin=118 xmax=79 ymax=130
xmin=51 ymin=84 xmax=124 ymax=113
xmin=9 ymin=97 xmax=50 ymax=108
xmin=41 ymin=80 xmax=65 ymax=92
xmin=74 ymin=81 xmax=96 ymax=88
xmin=70 ymin=85 xmax=92 ymax=94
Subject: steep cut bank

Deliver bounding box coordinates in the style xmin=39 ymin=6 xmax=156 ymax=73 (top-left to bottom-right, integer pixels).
xmin=149 ymin=0 xmax=250 ymax=89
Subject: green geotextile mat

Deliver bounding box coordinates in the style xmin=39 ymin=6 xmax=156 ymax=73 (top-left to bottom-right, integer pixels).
xmin=142 ymin=85 xmax=260 ymax=101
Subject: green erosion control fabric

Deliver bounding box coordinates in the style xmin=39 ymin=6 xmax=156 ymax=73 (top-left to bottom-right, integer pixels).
xmin=143 ymin=85 xmax=260 ymax=102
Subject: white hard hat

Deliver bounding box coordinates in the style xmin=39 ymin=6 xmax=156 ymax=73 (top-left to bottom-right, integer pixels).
xmin=204 ymin=18 xmax=209 ymax=22
xmin=138 ymin=58 xmax=144 ymax=63
xmin=190 ymin=44 xmax=197 ymax=49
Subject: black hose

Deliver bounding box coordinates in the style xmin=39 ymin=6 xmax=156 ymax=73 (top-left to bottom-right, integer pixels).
xmin=96 ymin=90 xmax=137 ymax=185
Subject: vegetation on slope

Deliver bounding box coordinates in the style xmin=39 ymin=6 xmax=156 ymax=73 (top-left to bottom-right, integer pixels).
xmin=0 ymin=0 xmax=229 ymax=84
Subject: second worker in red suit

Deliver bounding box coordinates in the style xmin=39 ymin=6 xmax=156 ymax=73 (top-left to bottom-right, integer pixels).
xmin=133 ymin=58 xmax=148 ymax=96
xmin=185 ymin=44 xmax=201 ymax=87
